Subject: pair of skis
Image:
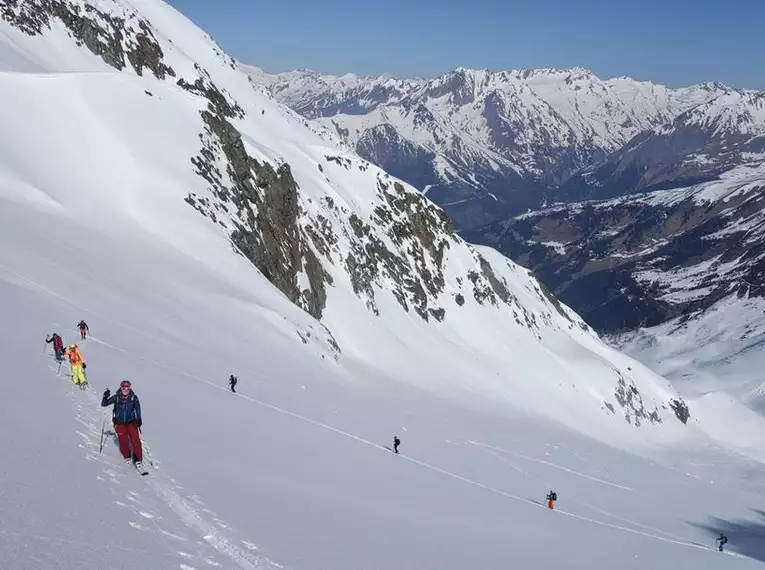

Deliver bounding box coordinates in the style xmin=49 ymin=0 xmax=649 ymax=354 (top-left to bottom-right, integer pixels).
xmin=99 ymin=419 xmax=150 ymax=476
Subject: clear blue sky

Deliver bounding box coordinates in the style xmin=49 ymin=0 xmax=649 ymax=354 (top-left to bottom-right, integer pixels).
xmin=166 ymin=0 xmax=765 ymax=89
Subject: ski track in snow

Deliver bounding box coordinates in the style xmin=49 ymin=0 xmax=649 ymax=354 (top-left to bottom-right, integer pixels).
xmin=554 ymin=440 xmax=617 ymax=482
xmin=466 ymin=440 xmax=634 ymax=490
xmin=46 ymin=353 xmax=282 ymax=570
xmin=470 ymin=440 xmax=705 ymax=545
xmin=45 ymin=335 xmax=753 ymax=563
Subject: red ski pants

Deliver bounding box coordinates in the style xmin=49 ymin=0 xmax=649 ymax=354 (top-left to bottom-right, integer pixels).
xmin=115 ymin=422 xmax=143 ymax=462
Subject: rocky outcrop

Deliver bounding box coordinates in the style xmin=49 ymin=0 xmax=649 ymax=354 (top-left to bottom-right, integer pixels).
xmin=613 ymin=370 xmax=661 ymax=426
xmin=189 ymin=102 xmax=330 ymax=320
xmin=669 ymin=399 xmax=691 ymax=425
xmin=335 ymin=174 xmax=453 ymax=321
xmin=3 ymin=0 xmax=175 ymax=78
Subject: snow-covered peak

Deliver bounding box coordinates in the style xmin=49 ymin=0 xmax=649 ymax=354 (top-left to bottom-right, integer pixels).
xmin=675 ymin=90 xmax=765 ymax=136
xmin=250 ymin=64 xmax=734 ymax=228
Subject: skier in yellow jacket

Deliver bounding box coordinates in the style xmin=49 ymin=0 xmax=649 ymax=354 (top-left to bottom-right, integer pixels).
xmin=64 ymin=344 xmax=86 ymax=386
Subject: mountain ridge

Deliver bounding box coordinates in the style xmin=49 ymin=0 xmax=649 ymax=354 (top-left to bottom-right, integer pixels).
xmin=246 ymin=63 xmax=746 ymax=228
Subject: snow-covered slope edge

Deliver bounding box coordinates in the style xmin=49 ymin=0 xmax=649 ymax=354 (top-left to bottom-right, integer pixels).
xmin=0 ymin=1 xmax=696 ymax=443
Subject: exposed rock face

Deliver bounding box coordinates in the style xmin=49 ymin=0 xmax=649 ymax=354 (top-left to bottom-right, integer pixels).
xmin=189 ymin=102 xmax=330 ymax=320
xmin=613 ymin=370 xmax=661 ymax=426
xmin=670 ymin=399 xmax=691 ymax=425
xmin=2 ymin=0 xmax=175 ymax=77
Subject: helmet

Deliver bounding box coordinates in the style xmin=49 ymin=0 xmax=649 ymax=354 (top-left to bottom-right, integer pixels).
xmin=120 ymin=380 xmax=132 ymax=388
xmin=70 ymin=344 xmax=76 ymax=349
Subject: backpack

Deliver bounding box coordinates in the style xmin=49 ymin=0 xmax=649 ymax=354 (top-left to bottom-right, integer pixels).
xmin=549 ymin=492 xmax=557 ymax=501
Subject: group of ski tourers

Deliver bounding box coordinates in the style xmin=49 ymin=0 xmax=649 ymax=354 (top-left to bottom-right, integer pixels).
xmin=45 ymin=321 xmax=89 ymax=387
xmin=45 ymin=322 xmax=146 ymax=474
xmin=43 ymin=321 xmax=734 ymax=551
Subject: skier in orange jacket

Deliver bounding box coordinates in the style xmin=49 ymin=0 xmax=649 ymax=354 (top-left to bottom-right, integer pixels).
xmin=64 ymin=344 xmax=86 ymax=386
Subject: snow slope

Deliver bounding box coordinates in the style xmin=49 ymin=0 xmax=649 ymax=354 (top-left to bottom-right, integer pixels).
xmin=1 ymin=1 xmax=765 ymax=568
xmin=616 ymin=294 xmax=765 ymax=414
xmin=4 ymin=208 xmax=765 ymax=569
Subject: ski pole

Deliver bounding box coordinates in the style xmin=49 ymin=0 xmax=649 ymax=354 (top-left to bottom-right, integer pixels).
xmin=99 ymin=419 xmax=106 ymax=454
xmin=138 ymin=427 xmax=154 ymax=467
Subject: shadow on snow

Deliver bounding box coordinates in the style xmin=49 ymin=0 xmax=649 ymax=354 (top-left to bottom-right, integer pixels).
xmin=689 ymin=509 xmax=765 ymax=561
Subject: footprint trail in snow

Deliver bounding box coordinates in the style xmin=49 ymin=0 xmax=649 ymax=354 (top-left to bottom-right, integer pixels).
xmin=50 ymin=351 xmax=286 ymax=570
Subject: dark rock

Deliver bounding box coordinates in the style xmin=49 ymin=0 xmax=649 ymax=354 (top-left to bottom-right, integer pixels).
xmin=669 ymin=398 xmax=691 ymax=424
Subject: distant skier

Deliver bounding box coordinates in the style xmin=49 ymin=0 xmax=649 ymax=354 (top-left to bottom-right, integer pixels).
xmin=229 ymin=374 xmax=238 ymax=393
xmin=64 ymin=344 xmax=86 ymax=386
xmin=393 ymin=436 xmax=401 ymax=454
xmin=546 ymin=490 xmax=557 ymax=510
xmin=102 ymin=380 xmax=145 ymax=474
xmin=45 ymin=333 xmax=64 ymax=361
xmin=77 ymin=320 xmax=89 ymax=340
xmin=716 ymin=533 xmax=728 ymax=552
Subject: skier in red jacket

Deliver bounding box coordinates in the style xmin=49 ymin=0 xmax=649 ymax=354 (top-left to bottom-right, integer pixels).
xmin=46 ymin=333 xmax=64 ymax=361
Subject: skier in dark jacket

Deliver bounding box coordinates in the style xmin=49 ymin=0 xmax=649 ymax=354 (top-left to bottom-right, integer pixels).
xmin=229 ymin=374 xmax=238 ymax=393
xmin=77 ymin=320 xmax=89 ymax=339
xmin=546 ymin=490 xmax=557 ymax=509
xmin=716 ymin=533 xmax=728 ymax=552
xmin=102 ymin=380 xmax=144 ymax=471
xmin=393 ymin=436 xmax=401 ymax=454
xmin=46 ymin=333 xmax=64 ymax=361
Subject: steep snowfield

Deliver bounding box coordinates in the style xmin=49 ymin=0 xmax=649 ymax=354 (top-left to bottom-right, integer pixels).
xmin=614 ymin=292 xmax=765 ymax=470
xmin=5 ymin=200 xmax=765 ymax=568
xmin=616 ymin=295 xmax=765 ymax=414
xmin=1 ymin=1 xmax=765 ymax=569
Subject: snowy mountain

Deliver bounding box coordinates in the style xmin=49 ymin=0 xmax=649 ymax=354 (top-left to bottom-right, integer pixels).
xmin=466 ymin=164 xmax=765 ymax=330
xmin=0 ymin=0 xmax=697 ymax=437
xmin=563 ymin=88 xmax=765 ymax=200
xmin=613 ymin=293 xmax=765 ymax=415
xmin=2 ymin=2 xmax=765 ymax=569
xmin=253 ymin=65 xmax=765 ymax=391
xmin=246 ymin=64 xmax=728 ymax=228
xmin=464 ymin=163 xmax=765 ymax=420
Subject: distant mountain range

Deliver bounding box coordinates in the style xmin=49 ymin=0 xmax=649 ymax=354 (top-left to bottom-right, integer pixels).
xmin=245 ymin=65 xmax=757 ymax=229
xmin=247 ymin=63 xmax=765 ymax=373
